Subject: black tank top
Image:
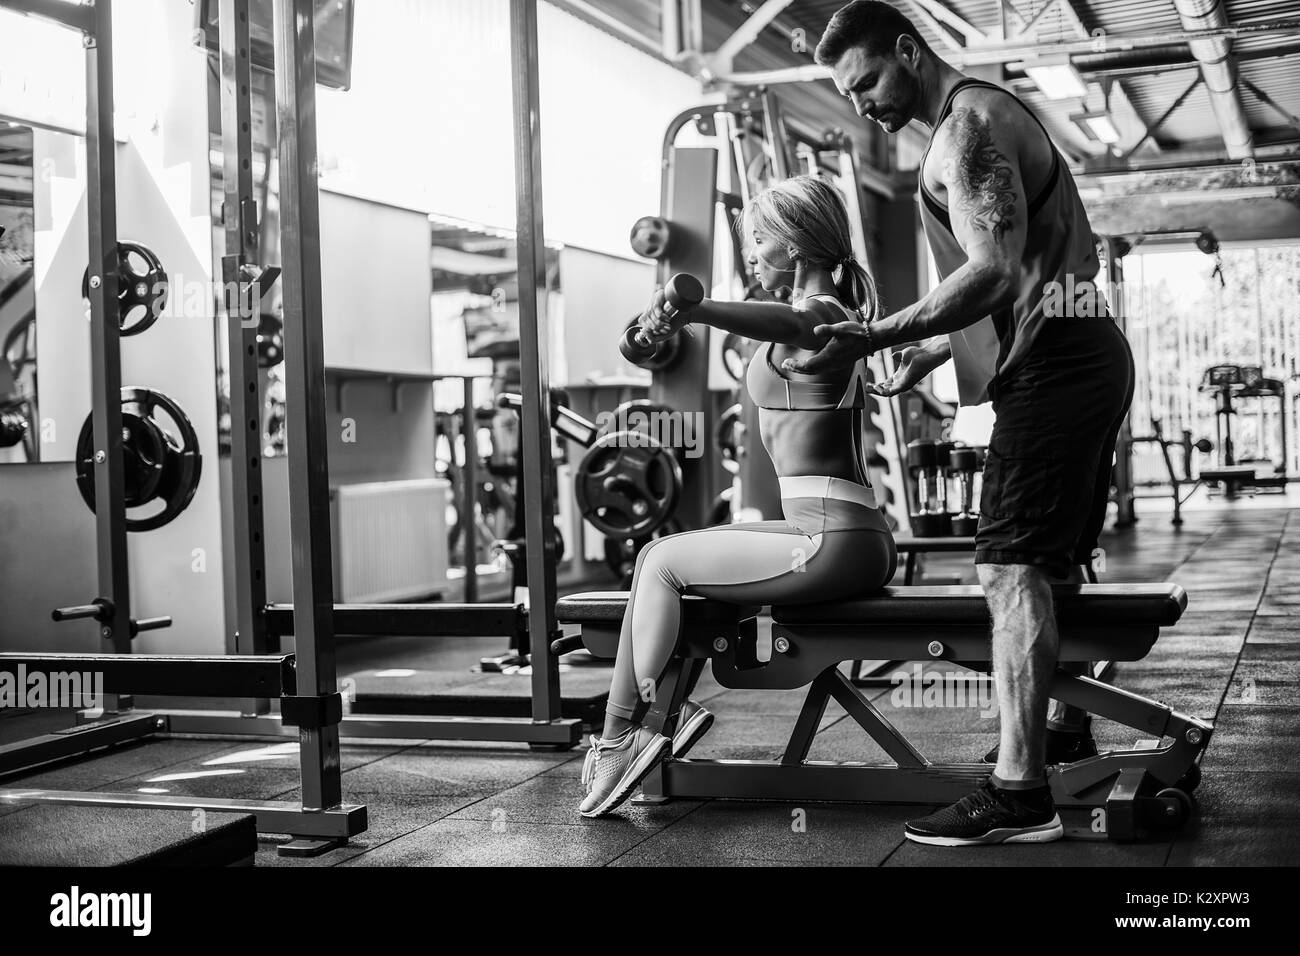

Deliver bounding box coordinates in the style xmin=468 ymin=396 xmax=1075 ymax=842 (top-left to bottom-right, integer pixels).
xmin=918 ymin=78 xmax=1105 ymax=405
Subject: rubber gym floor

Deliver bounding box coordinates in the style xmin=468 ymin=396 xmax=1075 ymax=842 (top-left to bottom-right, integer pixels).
xmin=2 ymin=500 xmax=1297 ymax=867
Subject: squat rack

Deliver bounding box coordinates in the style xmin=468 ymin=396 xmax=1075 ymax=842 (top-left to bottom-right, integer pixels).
xmin=164 ymin=0 xmax=577 ymax=747
xmin=0 ymin=0 xmax=574 ymax=853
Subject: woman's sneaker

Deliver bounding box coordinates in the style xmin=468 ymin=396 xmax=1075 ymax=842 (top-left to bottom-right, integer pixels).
xmin=578 ymin=727 xmax=672 ymax=818
xmin=579 ymin=703 xmax=711 ymax=794
xmin=672 ymin=700 xmax=714 ymax=758
xmin=903 ymin=779 xmax=1064 ymax=846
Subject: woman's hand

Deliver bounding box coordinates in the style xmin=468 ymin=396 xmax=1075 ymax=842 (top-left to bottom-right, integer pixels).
xmin=866 ymin=345 xmax=944 ymax=397
xmin=639 ymin=286 xmax=695 ymax=342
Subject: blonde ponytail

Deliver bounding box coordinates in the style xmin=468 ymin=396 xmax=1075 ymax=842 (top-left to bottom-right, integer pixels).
xmin=835 ymin=257 xmax=880 ymax=324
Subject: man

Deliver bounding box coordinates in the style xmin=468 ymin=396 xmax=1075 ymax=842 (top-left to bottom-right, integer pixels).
xmin=790 ymin=1 xmax=1135 ymax=845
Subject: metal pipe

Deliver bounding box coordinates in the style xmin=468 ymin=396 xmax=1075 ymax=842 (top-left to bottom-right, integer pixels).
xmin=1172 ymin=0 xmax=1253 ymax=159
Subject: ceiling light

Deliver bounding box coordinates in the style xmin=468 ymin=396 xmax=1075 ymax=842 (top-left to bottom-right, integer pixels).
xmin=1072 ymin=110 xmax=1120 ymax=145
xmin=1025 ymin=55 xmax=1088 ymax=100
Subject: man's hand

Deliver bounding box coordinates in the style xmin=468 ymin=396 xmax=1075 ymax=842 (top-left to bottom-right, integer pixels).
xmin=780 ymin=320 xmax=869 ymax=374
xmin=867 ymin=345 xmax=943 ymax=397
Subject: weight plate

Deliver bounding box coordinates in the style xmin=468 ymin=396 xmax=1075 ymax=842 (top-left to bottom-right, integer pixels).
xmin=75 ymin=386 xmax=202 ymax=532
xmin=575 ymin=430 xmax=682 ymax=539
xmin=82 ymin=240 xmax=168 ymax=337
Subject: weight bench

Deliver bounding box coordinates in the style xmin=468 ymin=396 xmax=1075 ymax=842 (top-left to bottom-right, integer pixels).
xmin=554 ymin=584 xmax=1212 ymax=840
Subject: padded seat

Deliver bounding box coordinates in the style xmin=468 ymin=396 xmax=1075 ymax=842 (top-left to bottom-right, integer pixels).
xmin=556 ymin=591 xmax=760 ymax=625
xmin=773 ymin=584 xmax=1187 ymax=628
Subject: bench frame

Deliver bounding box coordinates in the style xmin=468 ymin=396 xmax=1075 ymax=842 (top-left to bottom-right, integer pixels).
xmin=565 ymin=599 xmax=1212 ymax=841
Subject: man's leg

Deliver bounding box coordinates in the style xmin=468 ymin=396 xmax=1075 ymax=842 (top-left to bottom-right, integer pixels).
xmin=980 ymin=563 xmax=1058 ymax=784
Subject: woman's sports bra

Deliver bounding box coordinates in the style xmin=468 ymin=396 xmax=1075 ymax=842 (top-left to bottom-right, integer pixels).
xmin=745 ymin=294 xmax=870 ymax=411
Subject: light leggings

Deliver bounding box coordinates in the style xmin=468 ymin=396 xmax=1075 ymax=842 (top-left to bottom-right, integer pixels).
xmin=606 ymin=477 xmax=898 ymax=722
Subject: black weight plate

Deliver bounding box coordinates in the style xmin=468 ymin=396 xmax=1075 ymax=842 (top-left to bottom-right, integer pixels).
xmin=74 ymin=386 xmax=202 ymax=532
xmin=82 ymin=240 xmax=168 ymax=337
xmin=575 ymin=431 xmax=681 ymax=538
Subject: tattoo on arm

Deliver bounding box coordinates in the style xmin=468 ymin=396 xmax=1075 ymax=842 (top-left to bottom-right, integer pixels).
xmin=945 ymin=108 xmax=1017 ymax=242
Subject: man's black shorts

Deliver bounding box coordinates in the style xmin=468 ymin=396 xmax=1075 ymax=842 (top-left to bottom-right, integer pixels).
xmin=975 ymin=317 xmax=1135 ymax=579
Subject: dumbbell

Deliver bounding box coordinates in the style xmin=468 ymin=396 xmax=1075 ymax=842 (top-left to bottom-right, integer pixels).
xmin=619 ymin=273 xmax=705 ymax=369
xmin=907 ymin=438 xmax=952 ymax=537
xmin=948 ymin=445 xmax=981 ymax=536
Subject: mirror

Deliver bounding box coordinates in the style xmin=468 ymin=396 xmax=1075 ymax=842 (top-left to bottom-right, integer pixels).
xmin=0 ymin=123 xmax=37 ymax=463
xmin=431 ymin=218 xmax=565 ymax=584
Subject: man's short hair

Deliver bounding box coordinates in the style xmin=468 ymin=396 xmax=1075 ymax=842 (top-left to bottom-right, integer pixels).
xmin=814 ymin=1 xmax=931 ymax=66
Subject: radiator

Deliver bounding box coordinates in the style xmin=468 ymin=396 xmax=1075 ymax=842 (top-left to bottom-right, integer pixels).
xmin=331 ymin=479 xmax=449 ymax=603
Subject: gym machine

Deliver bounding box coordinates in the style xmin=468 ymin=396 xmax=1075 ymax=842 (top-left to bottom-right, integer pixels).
xmin=1127 ymin=417 xmax=1213 ymax=525
xmin=1197 ymin=363 xmax=1289 ymax=499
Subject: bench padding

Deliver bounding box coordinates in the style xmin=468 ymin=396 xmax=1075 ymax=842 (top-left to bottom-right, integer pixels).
xmin=556 ymin=591 xmax=760 ymax=625
xmin=557 ymin=584 xmax=1186 ymax=629
xmin=772 ymin=584 xmax=1186 ymax=628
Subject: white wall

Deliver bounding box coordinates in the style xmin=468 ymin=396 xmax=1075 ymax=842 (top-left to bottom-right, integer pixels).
xmin=315 ymin=0 xmax=716 ymax=258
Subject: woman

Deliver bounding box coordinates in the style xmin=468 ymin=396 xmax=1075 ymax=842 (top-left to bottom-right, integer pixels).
xmin=580 ymin=175 xmax=897 ymax=817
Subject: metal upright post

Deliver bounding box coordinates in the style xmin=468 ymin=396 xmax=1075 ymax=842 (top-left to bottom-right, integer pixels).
xmin=509 ymin=0 xmax=561 ymax=725
xmin=759 ymin=88 xmax=792 ymax=179
xmin=461 ymin=375 xmax=478 ymax=602
xmin=83 ymin=0 xmax=132 ymax=662
xmin=272 ymin=0 xmax=342 ymax=812
xmin=1106 ymin=237 xmax=1137 ymax=527
xmin=220 ymin=0 xmax=273 ymax=715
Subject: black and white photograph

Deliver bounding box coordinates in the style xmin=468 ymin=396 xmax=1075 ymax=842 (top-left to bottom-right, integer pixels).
xmin=0 ymin=0 xmax=1295 ymax=930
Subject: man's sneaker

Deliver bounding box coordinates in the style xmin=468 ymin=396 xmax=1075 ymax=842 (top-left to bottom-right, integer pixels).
xmin=904 ymin=779 xmax=1064 ymax=846
xmin=982 ymin=718 xmax=1098 ymax=765
xmin=673 ymin=700 xmax=714 ymax=758
xmin=578 ymin=727 xmax=672 ymax=818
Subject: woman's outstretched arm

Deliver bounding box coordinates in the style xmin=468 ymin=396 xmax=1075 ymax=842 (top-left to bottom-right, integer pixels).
xmin=643 ymin=289 xmax=842 ymax=350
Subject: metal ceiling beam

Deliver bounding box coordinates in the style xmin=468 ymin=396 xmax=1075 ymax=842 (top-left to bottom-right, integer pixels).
xmin=543 ymin=0 xmax=669 ymax=63
xmin=907 ymin=1 xmax=966 ymax=52
xmin=1008 ymin=39 xmax=1300 ymax=80
xmin=714 ymin=20 xmax=1300 ymax=84
xmin=909 ymin=0 xmax=987 ymax=44
xmin=1240 ymin=76 xmax=1300 ymax=136
xmin=0 ymin=0 xmax=92 ymax=33
xmin=1120 ymin=74 xmax=1202 ymax=160
xmin=1004 ymin=0 xmax=1151 ymax=158
xmin=712 ymin=0 xmax=796 ymax=68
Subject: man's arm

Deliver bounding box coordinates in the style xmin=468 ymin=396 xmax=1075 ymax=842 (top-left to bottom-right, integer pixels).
xmin=784 ymin=101 xmax=1029 ymax=373
xmin=869 ymin=104 xmax=1028 ymax=351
